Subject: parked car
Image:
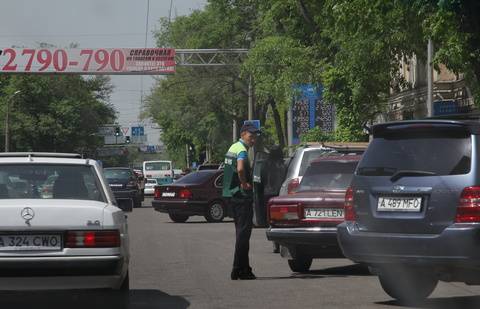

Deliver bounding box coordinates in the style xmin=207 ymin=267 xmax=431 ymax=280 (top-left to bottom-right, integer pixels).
xmin=104 ymin=167 xmax=144 ymax=208
xmin=173 ymin=169 xmax=183 ymax=181
xmin=266 ymin=155 xmax=361 ymax=272
xmin=337 ymin=119 xmax=480 ymax=304
xmin=0 ymin=152 xmax=130 ymax=298
xmin=197 ymin=163 xmax=221 ymax=171
xmin=144 ymin=178 xmax=158 ymax=195
xmin=279 ymin=142 xmax=368 ymax=196
xmin=152 ymin=170 xmax=230 ymax=223
xmin=253 ymin=142 xmax=368 ymax=227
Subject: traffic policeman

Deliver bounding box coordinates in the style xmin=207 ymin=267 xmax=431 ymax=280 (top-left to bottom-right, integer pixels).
xmin=223 ymin=122 xmax=259 ymax=280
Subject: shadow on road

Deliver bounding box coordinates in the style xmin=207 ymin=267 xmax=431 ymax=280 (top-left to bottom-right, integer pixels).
xmin=167 ymin=220 xmax=235 ymax=224
xmin=377 ymin=295 xmax=480 ymax=309
xmin=0 ymin=289 xmax=190 ymax=309
xmin=258 ymin=263 xmax=371 ymax=280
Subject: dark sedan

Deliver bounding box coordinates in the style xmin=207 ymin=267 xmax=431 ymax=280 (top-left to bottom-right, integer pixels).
xmin=152 ymin=170 xmax=230 ymax=223
xmin=104 ymin=167 xmax=144 ymax=208
xmin=266 ymin=155 xmax=361 ymax=272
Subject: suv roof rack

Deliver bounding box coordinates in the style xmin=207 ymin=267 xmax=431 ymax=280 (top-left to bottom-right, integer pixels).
xmin=304 ymin=142 xmax=368 ymax=150
xmin=0 ymin=152 xmax=83 ymax=159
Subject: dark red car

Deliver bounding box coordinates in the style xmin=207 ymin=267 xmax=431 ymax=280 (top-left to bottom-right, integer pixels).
xmin=266 ymin=155 xmax=361 ymax=272
xmin=152 ymin=170 xmax=231 ymax=223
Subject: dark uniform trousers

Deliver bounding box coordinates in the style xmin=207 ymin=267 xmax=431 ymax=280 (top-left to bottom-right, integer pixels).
xmin=231 ymin=195 xmax=253 ymax=272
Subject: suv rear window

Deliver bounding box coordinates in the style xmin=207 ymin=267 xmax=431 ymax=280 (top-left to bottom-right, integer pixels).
xmin=358 ymin=128 xmax=471 ymax=176
xmin=104 ymin=169 xmax=133 ymax=180
xmin=298 ymin=161 xmax=358 ymax=191
xmin=175 ymin=171 xmax=216 ymax=184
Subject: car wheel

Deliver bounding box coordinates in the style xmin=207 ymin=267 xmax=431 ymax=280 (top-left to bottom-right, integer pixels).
xmin=205 ymin=201 xmax=225 ymax=222
xmin=168 ymin=213 xmax=189 ymax=223
xmin=288 ymin=256 xmax=313 ymax=273
xmin=378 ymin=266 xmax=438 ymax=305
xmin=134 ymin=197 xmax=142 ymax=208
xmin=272 ymin=242 xmax=280 ymax=253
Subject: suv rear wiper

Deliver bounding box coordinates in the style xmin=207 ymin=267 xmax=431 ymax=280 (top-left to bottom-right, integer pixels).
xmin=390 ymin=170 xmax=436 ymax=182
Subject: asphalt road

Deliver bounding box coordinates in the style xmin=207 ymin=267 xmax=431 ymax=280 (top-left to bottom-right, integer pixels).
xmin=3 ymin=197 xmax=480 ymax=309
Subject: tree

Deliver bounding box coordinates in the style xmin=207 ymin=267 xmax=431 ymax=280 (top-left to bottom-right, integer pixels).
xmin=423 ymin=0 xmax=480 ymax=102
xmin=0 ymin=75 xmax=115 ymax=154
xmin=147 ymin=1 xmax=258 ymax=163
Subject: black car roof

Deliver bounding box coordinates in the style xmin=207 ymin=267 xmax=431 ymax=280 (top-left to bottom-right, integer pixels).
xmin=372 ymin=119 xmax=480 ymax=135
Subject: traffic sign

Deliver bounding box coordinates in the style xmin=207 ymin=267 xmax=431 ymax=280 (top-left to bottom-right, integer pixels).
xmin=131 ymin=126 xmax=145 ymax=136
xmin=121 ymin=127 xmax=130 ymax=136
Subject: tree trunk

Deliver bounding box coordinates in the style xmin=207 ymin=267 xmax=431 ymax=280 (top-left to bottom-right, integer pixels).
xmin=268 ymin=97 xmax=286 ymax=150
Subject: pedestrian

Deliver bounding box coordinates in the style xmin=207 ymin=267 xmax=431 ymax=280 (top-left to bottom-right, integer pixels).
xmin=223 ymin=122 xmax=260 ymax=280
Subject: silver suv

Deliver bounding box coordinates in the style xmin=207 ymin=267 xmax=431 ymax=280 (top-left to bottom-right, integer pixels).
xmin=279 ymin=143 xmax=368 ymax=195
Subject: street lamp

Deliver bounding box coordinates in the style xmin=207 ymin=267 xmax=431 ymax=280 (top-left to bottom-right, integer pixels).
xmin=4 ymin=90 xmax=21 ymax=152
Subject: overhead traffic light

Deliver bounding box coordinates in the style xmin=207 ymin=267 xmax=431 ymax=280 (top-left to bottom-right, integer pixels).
xmin=125 ymin=136 xmax=131 ymax=144
xmin=114 ymin=127 xmax=120 ymax=136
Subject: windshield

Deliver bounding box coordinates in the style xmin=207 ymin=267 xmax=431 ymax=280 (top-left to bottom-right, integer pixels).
xmin=104 ymin=169 xmax=133 ymax=180
xmin=298 ymin=161 xmax=358 ymax=191
xmin=0 ymin=164 xmax=105 ymax=201
xmin=358 ymin=129 xmax=471 ymax=176
xmin=175 ymin=171 xmax=216 ymax=184
xmin=145 ymin=162 xmax=171 ymax=171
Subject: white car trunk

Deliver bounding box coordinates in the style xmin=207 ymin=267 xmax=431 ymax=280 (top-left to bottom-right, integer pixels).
xmin=0 ymin=199 xmax=108 ymax=229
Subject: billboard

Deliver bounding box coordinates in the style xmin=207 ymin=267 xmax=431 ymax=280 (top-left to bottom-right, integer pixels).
xmin=0 ymin=48 xmax=176 ymax=74
xmin=292 ymin=84 xmax=334 ymax=144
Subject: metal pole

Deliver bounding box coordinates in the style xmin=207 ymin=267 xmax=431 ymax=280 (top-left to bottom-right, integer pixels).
xmin=4 ymin=91 xmax=20 ymax=152
xmin=232 ymin=119 xmax=237 ymax=142
xmin=248 ymin=75 xmax=254 ymax=120
xmin=287 ymin=105 xmax=293 ymax=156
xmin=4 ymin=99 xmax=9 ymax=152
xmin=427 ymin=39 xmax=434 ymax=117
xmin=185 ymin=144 xmax=190 ymax=168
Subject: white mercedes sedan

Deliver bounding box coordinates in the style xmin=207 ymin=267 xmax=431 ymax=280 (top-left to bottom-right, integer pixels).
xmin=0 ymin=153 xmax=129 ymax=294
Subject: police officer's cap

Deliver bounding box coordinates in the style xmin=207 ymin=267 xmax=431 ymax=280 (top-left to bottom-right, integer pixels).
xmin=240 ymin=123 xmax=261 ymax=135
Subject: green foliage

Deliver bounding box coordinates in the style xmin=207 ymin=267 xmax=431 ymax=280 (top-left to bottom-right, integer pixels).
xmin=147 ymin=1 xmax=258 ymax=163
xmin=423 ymin=0 xmax=480 ymax=104
xmin=0 ymin=75 xmax=115 ymax=153
xmin=148 ymin=0 xmax=480 ymax=152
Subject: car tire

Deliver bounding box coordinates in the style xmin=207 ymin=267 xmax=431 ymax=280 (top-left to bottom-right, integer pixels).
xmin=205 ymin=201 xmax=225 ymax=223
xmin=168 ymin=213 xmax=189 ymax=223
xmin=288 ymin=256 xmax=313 ymax=273
xmin=134 ymin=197 xmax=142 ymax=208
xmin=378 ymin=266 xmax=438 ymax=305
xmin=272 ymin=242 xmax=280 ymax=253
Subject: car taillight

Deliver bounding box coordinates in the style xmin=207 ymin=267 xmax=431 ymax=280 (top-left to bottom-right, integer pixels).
xmin=66 ymin=230 xmax=120 ymax=248
xmin=287 ymin=178 xmax=300 ymax=194
xmin=179 ymin=189 xmax=192 ymax=199
xmin=154 ymin=187 xmax=161 ymax=199
xmin=456 ymin=186 xmax=480 ymax=223
xmin=345 ymin=187 xmax=356 ymax=221
xmin=269 ymin=204 xmax=299 ymax=222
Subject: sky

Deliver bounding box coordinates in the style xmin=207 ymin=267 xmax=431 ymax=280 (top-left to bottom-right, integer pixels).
xmin=0 ymin=0 xmax=206 ymax=146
